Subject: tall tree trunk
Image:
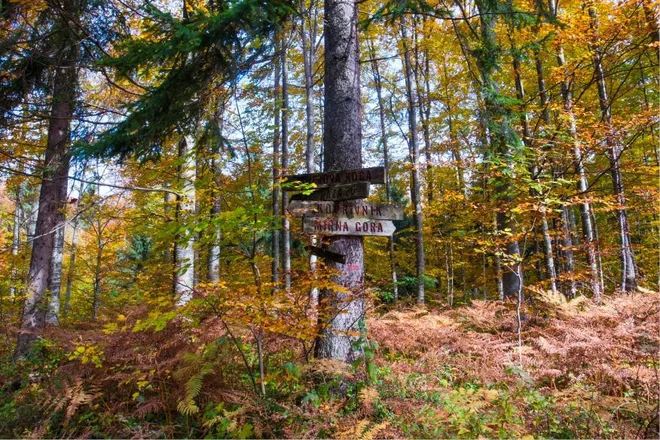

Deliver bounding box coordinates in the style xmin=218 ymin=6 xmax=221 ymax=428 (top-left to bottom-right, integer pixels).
xmin=560 ymin=206 xmax=578 ymax=297
xmin=368 ymin=39 xmax=398 ymax=300
xmin=401 ymin=19 xmax=426 ymax=306
xmin=512 ymin=49 xmax=558 ymax=295
xmin=272 ymin=48 xmax=281 ymax=284
xmin=208 ymin=97 xmax=223 ymax=284
xmin=63 ymin=220 xmax=78 ymax=317
xmin=15 ymin=0 xmax=78 ymax=358
xmin=175 ymin=137 xmax=196 ymax=306
xmin=474 ymin=0 xmax=522 ymax=299
xmin=281 ymin=48 xmax=292 ymax=292
xmin=302 ymin=11 xmax=319 ymax=307
xmin=316 ymin=0 xmax=364 ymax=362
xmin=588 ymin=5 xmax=638 ymax=293
xmin=551 ymin=1 xmax=601 ymax=300
xmin=414 ymin=20 xmax=434 ymax=203
xmin=10 ymin=185 xmax=22 ymax=297
xmin=92 ymin=228 xmax=102 ymax=320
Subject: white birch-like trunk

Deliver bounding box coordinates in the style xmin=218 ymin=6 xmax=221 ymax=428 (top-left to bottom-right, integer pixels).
xmin=401 ymin=19 xmax=425 ymax=306
xmin=175 ymin=137 xmax=196 ymax=306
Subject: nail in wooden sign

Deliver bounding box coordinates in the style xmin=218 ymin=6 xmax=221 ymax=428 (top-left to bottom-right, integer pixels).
xmin=305 ymin=245 xmax=346 ymax=264
xmin=303 ymin=217 xmax=396 ymax=237
xmin=290 ymin=182 xmax=369 ymax=202
xmin=283 ymin=166 xmax=384 ymax=188
xmin=288 ymin=200 xmax=403 ymax=220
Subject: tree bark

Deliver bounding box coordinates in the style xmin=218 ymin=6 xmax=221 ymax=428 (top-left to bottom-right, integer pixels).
xmin=63 ymin=220 xmax=78 ymax=317
xmin=401 ymin=19 xmax=426 ymax=306
xmin=474 ymin=0 xmax=522 ymax=299
xmin=10 ymin=185 xmax=22 ymax=297
xmin=175 ymin=137 xmax=196 ymax=306
xmin=281 ymin=48 xmax=292 ymax=292
xmin=316 ymin=0 xmax=365 ymax=362
xmin=551 ymin=0 xmax=601 ymax=300
xmin=588 ymin=5 xmax=638 ymax=293
xmin=208 ymin=103 xmax=224 ymax=284
xmin=302 ymin=9 xmax=320 ymax=307
xmin=272 ymin=48 xmax=281 ymax=284
xmin=15 ymin=0 xmax=78 ymax=358
xmin=368 ymin=38 xmax=398 ymax=300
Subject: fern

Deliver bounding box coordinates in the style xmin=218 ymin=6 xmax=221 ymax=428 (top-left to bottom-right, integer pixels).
xmin=337 ymin=420 xmax=389 ymax=440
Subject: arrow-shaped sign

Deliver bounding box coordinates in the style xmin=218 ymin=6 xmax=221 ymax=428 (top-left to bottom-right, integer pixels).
xmin=303 ymin=217 xmax=396 ymax=237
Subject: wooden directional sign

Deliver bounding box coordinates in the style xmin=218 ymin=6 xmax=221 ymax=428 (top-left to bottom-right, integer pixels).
xmin=290 ymin=182 xmax=369 ymax=202
xmin=283 ymin=166 xmax=384 ymax=188
xmin=288 ymin=200 xmax=404 ymax=220
xmin=303 ymin=217 xmax=396 ymax=237
xmin=305 ymin=245 xmax=346 ymax=264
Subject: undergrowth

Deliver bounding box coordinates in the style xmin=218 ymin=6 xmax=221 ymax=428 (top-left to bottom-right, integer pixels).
xmin=0 ymin=292 xmax=658 ymax=438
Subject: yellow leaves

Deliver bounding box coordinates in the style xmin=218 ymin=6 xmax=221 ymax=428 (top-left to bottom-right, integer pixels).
xmin=68 ymin=341 xmax=104 ymax=368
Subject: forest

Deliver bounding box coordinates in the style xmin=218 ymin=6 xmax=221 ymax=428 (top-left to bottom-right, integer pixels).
xmin=0 ymin=0 xmax=658 ymax=437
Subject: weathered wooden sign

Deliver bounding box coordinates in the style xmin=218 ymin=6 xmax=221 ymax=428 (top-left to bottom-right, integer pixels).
xmin=288 ymin=200 xmax=404 ymax=220
xmin=305 ymin=245 xmax=347 ymax=264
xmin=283 ymin=166 xmax=384 ymax=188
xmin=290 ymin=182 xmax=369 ymax=202
xmin=303 ymin=217 xmax=396 ymax=237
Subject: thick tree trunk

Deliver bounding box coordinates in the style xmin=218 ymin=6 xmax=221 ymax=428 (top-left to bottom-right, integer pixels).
xmin=401 ymin=19 xmax=425 ymax=306
xmin=368 ymin=39 xmax=398 ymax=300
xmin=175 ymin=137 xmax=196 ymax=306
xmin=15 ymin=0 xmax=78 ymax=358
xmin=588 ymin=5 xmax=638 ymax=293
xmin=316 ymin=0 xmax=365 ymax=362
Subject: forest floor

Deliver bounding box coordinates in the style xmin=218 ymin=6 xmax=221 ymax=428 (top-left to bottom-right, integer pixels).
xmin=1 ymin=291 xmax=658 ymax=438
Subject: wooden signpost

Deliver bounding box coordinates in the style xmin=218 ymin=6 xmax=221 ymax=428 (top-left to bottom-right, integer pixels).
xmin=288 ymin=200 xmax=404 ymax=220
xmin=284 ymin=166 xmax=384 ymax=187
xmin=290 ymin=182 xmax=369 ymax=202
xmin=303 ymin=217 xmax=396 ymax=237
xmin=282 ymin=166 xmax=401 ymax=262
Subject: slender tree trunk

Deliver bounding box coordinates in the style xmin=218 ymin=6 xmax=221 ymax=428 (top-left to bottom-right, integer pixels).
xmin=512 ymin=50 xmax=557 ymax=294
xmin=301 ymin=8 xmax=319 ymax=306
xmin=92 ymin=232 xmax=102 ymax=320
xmin=208 ymin=134 xmax=223 ymax=283
xmin=401 ymin=19 xmax=425 ymax=306
xmin=63 ymin=221 xmax=78 ymax=317
xmin=272 ymin=48 xmax=281 ymax=284
xmin=10 ymin=186 xmax=22 ymax=297
xmin=46 ymin=220 xmax=65 ymax=325
xmin=414 ymin=20 xmax=434 ymax=203
xmin=369 ymin=39 xmax=398 ymax=300
xmin=281 ymin=48 xmax=292 ymax=292
xmin=474 ymin=0 xmax=522 ymax=299
xmin=552 ymin=2 xmax=601 ymax=301
xmin=175 ymin=137 xmax=196 ymax=306
xmin=316 ymin=0 xmax=365 ymax=362
xmin=588 ymin=5 xmax=638 ymax=292
xmin=560 ymin=206 xmax=578 ymax=297
xmin=15 ymin=0 xmax=78 ymax=358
